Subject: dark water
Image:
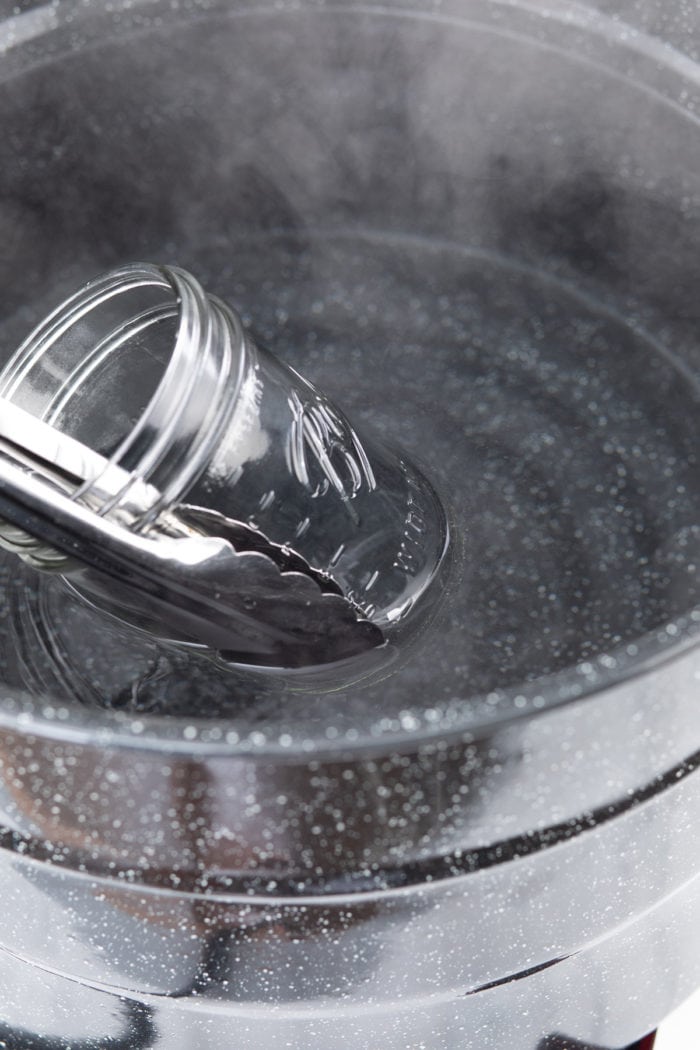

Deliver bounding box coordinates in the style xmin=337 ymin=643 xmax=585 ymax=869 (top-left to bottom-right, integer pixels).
xmin=1 ymin=231 xmax=699 ymax=729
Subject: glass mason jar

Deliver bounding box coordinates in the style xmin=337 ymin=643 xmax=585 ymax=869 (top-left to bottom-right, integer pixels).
xmin=0 ymin=1 xmax=698 ymax=1048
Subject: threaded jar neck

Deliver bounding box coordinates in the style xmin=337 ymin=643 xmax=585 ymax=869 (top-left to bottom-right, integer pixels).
xmin=0 ymin=263 xmax=245 ymax=526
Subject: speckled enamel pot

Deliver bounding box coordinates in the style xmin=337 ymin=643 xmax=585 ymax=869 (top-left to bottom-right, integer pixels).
xmin=0 ymin=1 xmax=698 ymax=1048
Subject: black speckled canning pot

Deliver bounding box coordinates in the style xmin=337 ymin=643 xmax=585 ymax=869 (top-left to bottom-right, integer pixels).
xmin=0 ymin=2 xmax=698 ymax=1048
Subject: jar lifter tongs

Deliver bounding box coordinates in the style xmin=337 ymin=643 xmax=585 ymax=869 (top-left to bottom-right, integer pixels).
xmin=0 ymin=399 xmax=384 ymax=668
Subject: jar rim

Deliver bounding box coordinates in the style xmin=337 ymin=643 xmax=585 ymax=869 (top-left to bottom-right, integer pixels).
xmin=0 ymin=263 xmax=245 ymax=526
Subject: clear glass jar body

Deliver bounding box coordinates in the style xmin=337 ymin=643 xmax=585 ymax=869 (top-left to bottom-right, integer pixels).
xmin=0 ymin=1 xmax=698 ymax=1048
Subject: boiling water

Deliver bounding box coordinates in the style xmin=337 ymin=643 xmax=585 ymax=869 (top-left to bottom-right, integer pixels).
xmin=1 ymin=231 xmax=699 ymax=732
